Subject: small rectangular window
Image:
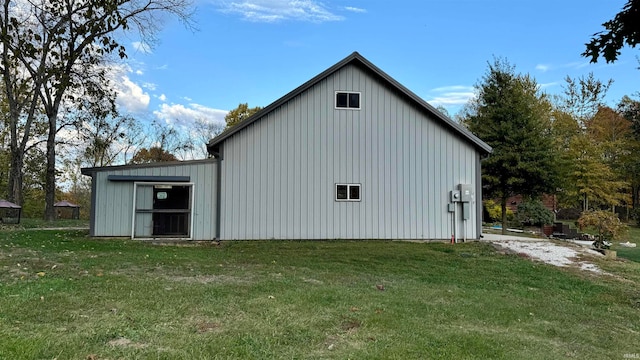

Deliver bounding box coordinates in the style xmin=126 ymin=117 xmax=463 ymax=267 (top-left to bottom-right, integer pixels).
xmin=335 ymin=92 xmax=361 ymax=109
xmin=336 ymin=93 xmax=348 ymax=108
xmin=336 ymin=185 xmax=348 ymax=200
xmin=348 ymin=93 xmax=360 ymax=108
xmin=349 ymin=185 xmax=359 ymax=200
xmin=336 ymin=183 xmax=361 ymax=201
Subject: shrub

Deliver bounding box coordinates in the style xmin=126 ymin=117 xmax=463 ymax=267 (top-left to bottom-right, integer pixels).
xmin=483 ymin=199 xmax=513 ymax=223
xmin=577 ymin=210 xmax=627 ymax=249
xmin=516 ymin=200 xmax=554 ymax=227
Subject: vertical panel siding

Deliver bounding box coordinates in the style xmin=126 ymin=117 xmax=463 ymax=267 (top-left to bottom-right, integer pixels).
xmin=220 ymin=64 xmax=479 ymax=240
xmin=91 ymin=160 xmax=218 ymax=239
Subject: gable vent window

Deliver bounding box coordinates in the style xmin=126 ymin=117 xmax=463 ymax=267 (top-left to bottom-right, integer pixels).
xmin=336 ymin=183 xmax=361 ymax=201
xmin=335 ymin=92 xmax=361 ymax=109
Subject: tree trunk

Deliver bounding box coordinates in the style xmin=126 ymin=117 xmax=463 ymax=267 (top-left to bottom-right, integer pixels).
xmin=44 ymin=115 xmax=57 ymax=221
xmin=583 ymin=193 xmax=588 ymax=212
xmin=501 ymin=196 xmax=507 ymax=235
xmin=7 ymin=151 xmax=23 ymax=205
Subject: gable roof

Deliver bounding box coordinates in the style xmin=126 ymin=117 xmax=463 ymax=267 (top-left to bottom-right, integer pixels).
xmin=0 ymin=199 xmax=21 ymax=208
xmin=207 ymin=52 xmax=492 ymax=155
xmin=54 ymin=200 xmax=80 ymax=208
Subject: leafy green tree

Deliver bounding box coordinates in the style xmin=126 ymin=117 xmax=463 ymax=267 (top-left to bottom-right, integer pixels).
xmin=588 ymin=106 xmax=632 ymax=173
xmin=584 ymin=0 xmax=640 ymax=63
xmin=559 ymin=73 xmax=612 ymax=125
xmin=618 ymin=95 xmax=640 ymax=136
xmin=549 ymin=108 xmax=580 ymax=206
xmin=225 ymin=103 xmax=262 ymax=129
xmin=617 ymin=96 xmax=640 ymax=212
xmin=129 ymin=147 xmax=177 ymax=164
xmin=578 ymin=211 xmax=628 ymax=248
xmin=552 ymin=76 xmax=630 ymax=212
xmin=565 ymin=133 xmax=628 ymax=211
xmin=465 ymin=58 xmax=560 ymax=234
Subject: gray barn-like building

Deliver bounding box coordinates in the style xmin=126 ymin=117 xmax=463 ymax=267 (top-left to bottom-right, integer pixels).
xmin=82 ymin=52 xmax=491 ymax=241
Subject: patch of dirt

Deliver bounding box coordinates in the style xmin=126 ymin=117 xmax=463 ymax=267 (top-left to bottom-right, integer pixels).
xmin=166 ymin=274 xmax=250 ymax=284
xmin=341 ymin=318 xmax=361 ymax=332
xmin=196 ymin=322 xmax=221 ymax=333
xmin=302 ymin=278 xmax=324 ymax=285
xmin=107 ymin=337 xmax=148 ymax=349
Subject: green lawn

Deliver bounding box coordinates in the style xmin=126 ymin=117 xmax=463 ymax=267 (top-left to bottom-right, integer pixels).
xmin=1 ymin=218 xmax=89 ymax=230
xmin=1 ymin=230 xmax=639 ymax=359
xmin=614 ymin=225 xmax=640 ymax=263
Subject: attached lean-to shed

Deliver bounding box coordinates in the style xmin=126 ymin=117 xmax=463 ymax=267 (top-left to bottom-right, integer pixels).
xmin=81 ymin=159 xmax=219 ymax=240
xmin=54 ymin=200 xmax=81 ymax=220
xmin=0 ymin=199 xmax=22 ymax=224
xmin=83 ymin=52 xmax=492 ymax=241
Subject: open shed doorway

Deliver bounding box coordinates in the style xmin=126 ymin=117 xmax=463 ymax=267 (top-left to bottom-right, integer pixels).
xmin=153 ymin=185 xmax=190 ymax=236
xmin=133 ymin=182 xmax=194 ymax=239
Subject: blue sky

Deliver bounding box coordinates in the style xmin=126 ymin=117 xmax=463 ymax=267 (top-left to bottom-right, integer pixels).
xmin=114 ymin=0 xmax=639 ymax=132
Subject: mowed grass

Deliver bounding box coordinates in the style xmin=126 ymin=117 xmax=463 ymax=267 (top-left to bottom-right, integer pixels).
xmin=2 ymin=218 xmax=89 ymax=230
xmin=615 ymin=225 xmax=640 ymax=263
xmin=1 ymin=231 xmax=639 ymax=359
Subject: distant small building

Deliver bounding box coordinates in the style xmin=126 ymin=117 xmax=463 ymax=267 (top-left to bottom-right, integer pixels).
xmin=54 ymin=201 xmax=81 ymax=220
xmin=0 ymin=199 xmax=22 ymax=224
xmin=82 ymin=52 xmax=492 ymax=240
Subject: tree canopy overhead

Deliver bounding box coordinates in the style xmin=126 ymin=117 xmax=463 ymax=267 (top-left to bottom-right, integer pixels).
xmin=583 ymin=0 xmax=640 ymax=63
xmin=0 ymin=0 xmax=193 ymax=220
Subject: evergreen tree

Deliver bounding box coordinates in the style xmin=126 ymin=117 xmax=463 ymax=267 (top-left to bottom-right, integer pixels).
xmin=466 ymin=58 xmax=559 ymax=233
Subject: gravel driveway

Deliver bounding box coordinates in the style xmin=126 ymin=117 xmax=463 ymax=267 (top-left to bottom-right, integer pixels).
xmin=481 ymin=233 xmax=605 ymax=274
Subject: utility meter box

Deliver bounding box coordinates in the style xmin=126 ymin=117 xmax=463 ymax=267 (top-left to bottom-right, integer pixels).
xmin=462 ymin=203 xmax=471 ymax=220
xmin=450 ymin=190 xmax=461 ymax=203
xmin=459 ymin=184 xmax=473 ymax=202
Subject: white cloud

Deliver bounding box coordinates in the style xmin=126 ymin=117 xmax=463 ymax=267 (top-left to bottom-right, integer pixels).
xmin=539 ymin=82 xmax=560 ymax=89
xmin=132 ymin=41 xmax=152 ymax=54
xmin=115 ymin=76 xmax=151 ymax=113
xmin=153 ymin=103 xmax=228 ymax=129
xmin=430 ymin=85 xmax=474 ymax=93
xmin=159 ymin=94 xmax=167 ymax=102
xmin=218 ymin=0 xmax=344 ymax=22
xmin=535 ymin=64 xmax=550 ymax=72
xmin=427 ymin=85 xmax=475 ymax=107
xmin=344 ymin=6 xmax=366 ymax=13
xmin=567 ymin=61 xmax=590 ymax=69
xmin=535 ymin=61 xmax=590 ymax=73
xmin=142 ymin=82 xmax=157 ymax=91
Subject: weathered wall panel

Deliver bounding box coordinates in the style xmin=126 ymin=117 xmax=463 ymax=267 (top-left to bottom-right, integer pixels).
xmin=220 ymin=64 xmax=478 ymax=240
